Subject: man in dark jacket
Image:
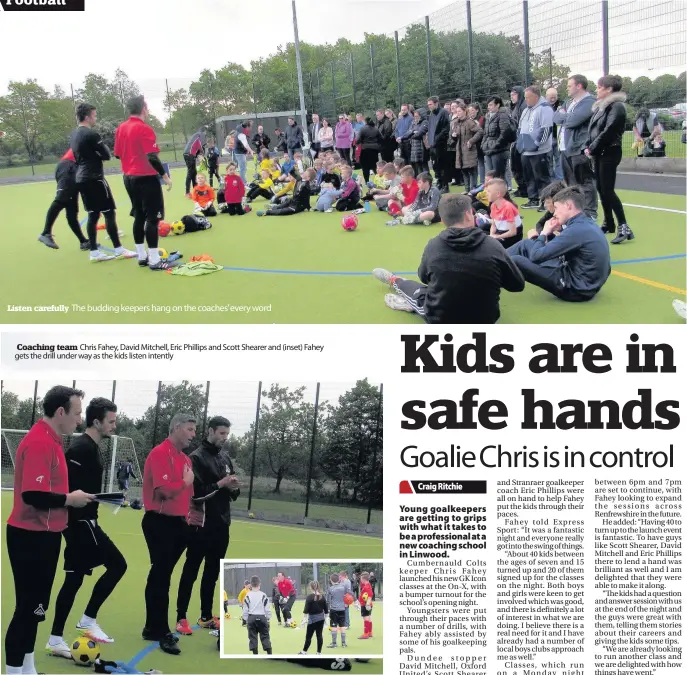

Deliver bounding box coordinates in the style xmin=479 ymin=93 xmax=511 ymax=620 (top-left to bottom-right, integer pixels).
xmin=372 ymin=193 xmax=525 ymax=323
xmin=395 ymin=104 xmax=413 ymax=165
xmin=508 ymin=186 xmax=610 ymax=301
xmin=251 ymin=125 xmax=271 ymax=156
xmin=509 ymin=86 xmax=527 ymax=196
xmin=284 ymin=118 xmax=304 ymax=160
xmin=376 ymin=109 xmax=394 ymax=162
xmin=553 ymin=75 xmax=597 ymax=220
xmin=481 ymin=96 xmax=513 ymax=180
xmin=175 ymin=416 xmax=239 ymax=634
xmin=426 ymin=96 xmax=451 ymax=193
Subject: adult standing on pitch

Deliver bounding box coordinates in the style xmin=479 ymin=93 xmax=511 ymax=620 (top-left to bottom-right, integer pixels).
xmin=175 ymin=416 xmax=240 ymax=635
xmin=183 ymin=126 xmax=207 ymax=195
xmin=339 ymin=570 xmax=353 ymax=629
xmin=426 ymin=97 xmax=451 ymax=193
xmin=276 ymin=571 xmax=297 ymax=627
xmin=38 ymin=148 xmax=89 ymax=251
xmin=71 ymin=103 xmax=135 ymax=263
xmin=234 ymin=121 xmax=254 ymax=184
xmin=47 ymin=398 xmax=127 ymax=657
xmin=141 ymin=413 xmax=196 ymax=655
xmin=114 ymin=95 xmax=176 ymax=271
xmin=5 ymin=385 xmax=93 ymax=675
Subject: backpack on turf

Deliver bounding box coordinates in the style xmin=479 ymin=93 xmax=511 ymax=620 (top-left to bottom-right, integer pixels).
xmin=181 ymin=214 xmax=212 ymax=232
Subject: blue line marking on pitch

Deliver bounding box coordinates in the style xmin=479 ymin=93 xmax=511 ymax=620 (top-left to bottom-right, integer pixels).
xmin=124 ymin=624 xmax=201 ymax=671
xmin=610 ymin=253 xmax=686 ymax=265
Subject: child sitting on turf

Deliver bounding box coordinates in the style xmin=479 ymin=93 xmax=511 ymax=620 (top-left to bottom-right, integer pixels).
xmin=219 ymin=163 xmax=247 ymax=216
xmin=372 ymin=163 xmax=402 ymax=211
xmin=393 ymin=156 xmax=405 ymax=174
xmin=191 ymin=173 xmax=217 ymax=217
xmin=246 ymin=169 xmax=275 ymax=203
xmin=294 ymin=150 xmax=310 ymax=175
xmin=483 ymin=178 xmax=523 ymax=248
xmin=387 ymin=165 xmax=419 ymax=217
xmin=386 ymin=171 xmax=441 ymax=226
xmin=258 ymin=168 xmax=315 ymax=217
xmin=243 ymin=576 xmax=272 ymax=655
xmin=470 ymin=170 xmax=496 ymax=212
xmin=271 ymin=173 xmax=296 ymax=204
xmin=320 ymin=159 xmax=341 ymax=191
xmin=276 ymin=152 xmax=297 ymax=183
xmin=531 ymin=180 xmax=566 ymax=240
xmin=311 ymin=158 xmax=325 ymax=194
xmin=335 ymin=165 xmax=363 ymax=212
xmin=363 ymin=161 xmax=388 ymax=201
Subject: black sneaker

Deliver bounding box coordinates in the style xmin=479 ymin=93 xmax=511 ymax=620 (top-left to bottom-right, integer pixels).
xmin=138 ymin=256 xmax=149 ymax=267
xmin=158 ymin=634 xmax=181 ymax=655
xmin=149 ymin=259 xmax=180 ymax=271
xmin=142 ymin=627 xmax=161 ymax=641
xmin=38 ymin=234 xmax=59 ymax=249
xmin=79 ymin=241 xmax=90 ymax=251
xmin=600 ymin=222 xmax=615 ymax=234
xmin=522 ymin=200 xmax=540 ymax=209
xmin=536 ymin=204 xmax=546 ymax=212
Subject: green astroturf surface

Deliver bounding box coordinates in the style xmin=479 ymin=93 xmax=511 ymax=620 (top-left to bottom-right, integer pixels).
xmin=223 ymin=603 xmax=383 ymax=657
xmin=1 ymin=493 xmax=381 ymax=674
xmin=0 ymin=168 xmax=684 ymax=324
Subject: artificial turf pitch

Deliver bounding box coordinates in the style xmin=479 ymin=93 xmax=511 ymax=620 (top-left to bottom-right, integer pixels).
xmin=0 ymin=492 xmax=382 ymax=674
xmin=0 ymin=167 xmax=684 ymax=324
xmin=223 ymin=603 xmax=383 ymax=658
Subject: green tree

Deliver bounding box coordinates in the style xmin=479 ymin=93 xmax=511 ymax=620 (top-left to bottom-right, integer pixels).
xmin=650 ymin=74 xmax=681 ymax=107
xmin=627 ymin=76 xmax=653 ymax=107
xmin=0 ymin=80 xmax=50 ymax=160
xmin=1 ymin=391 xmax=41 ymax=430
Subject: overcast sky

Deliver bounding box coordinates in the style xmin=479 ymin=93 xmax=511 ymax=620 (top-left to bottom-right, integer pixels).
xmin=1 ymin=0 xmax=683 ymax=119
xmin=2 ymin=379 xmax=380 ymax=436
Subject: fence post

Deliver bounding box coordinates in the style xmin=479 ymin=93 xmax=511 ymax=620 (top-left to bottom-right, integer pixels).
xmin=19 ymin=90 xmax=35 ymax=177
xmin=70 ymin=83 xmax=77 ymax=116
xmin=316 ymin=69 xmax=321 ymax=116
xmin=425 ymin=15 xmax=433 ymax=96
xmin=331 ymin=62 xmax=337 ymax=116
xmin=304 ymin=383 xmax=321 ymax=519
xmin=350 ymin=53 xmax=357 ymax=111
xmin=30 ymin=381 xmax=38 ymax=426
xmin=251 ymin=71 xmax=259 ymax=124
xmin=201 ymin=381 xmax=210 ymax=438
xmin=466 ymin=1 xmax=475 ymax=102
xmin=119 ymin=82 xmax=126 ymax=120
xmin=165 ymin=79 xmax=178 ymax=162
xmin=394 ymin=31 xmax=403 ymax=108
xmin=548 ymin=48 xmax=553 ymax=87
xmin=151 ymin=381 xmax=162 ymax=448
xmin=111 ymin=380 xmax=116 ymax=404
xmin=601 ymin=0 xmax=609 ymax=76
xmin=366 ymin=384 xmax=383 ymax=525
xmin=247 ymin=382 xmax=262 ymax=511
xmin=369 ymin=42 xmax=378 ymax=112
xmin=309 ymin=71 xmax=315 ymax=113
xmin=522 ymin=1 xmax=530 ymax=87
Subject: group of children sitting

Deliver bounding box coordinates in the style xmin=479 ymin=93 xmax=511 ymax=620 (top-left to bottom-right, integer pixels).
xmin=187 ymin=148 xmax=570 ymax=246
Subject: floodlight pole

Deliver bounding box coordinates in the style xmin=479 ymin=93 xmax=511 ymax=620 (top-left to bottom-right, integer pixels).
xmin=292 ymin=0 xmax=309 ymax=145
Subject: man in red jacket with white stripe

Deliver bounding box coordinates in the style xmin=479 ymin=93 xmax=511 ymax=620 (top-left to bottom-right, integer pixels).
xmin=141 ymin=413 xmax=195 ymax=655
xmin=276 ymin=572 xmax=297 ymax=626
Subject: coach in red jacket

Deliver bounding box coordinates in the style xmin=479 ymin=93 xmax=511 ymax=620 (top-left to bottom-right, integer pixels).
xmin=276 ymin=572 xmax=297 ymax=626
xmin=141 ymin=413 xmax=195 ymax=655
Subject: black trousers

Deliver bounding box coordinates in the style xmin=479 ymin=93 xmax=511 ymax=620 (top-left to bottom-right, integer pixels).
xmin=509 ymin=239 xmax=596 ymax=302
xmin=281 ymin=594 xmax=296 ymax=622
xmin=246 ymin=185 xmax=272 ymax=201
xmin=392 ymin=279 xmax=427 ymax=319
xmin=485 ymin=150 xmax=508 ymax=180
xmin=207 ymin=163 xmax=221 ymax=186
xmin=176 ymin=524 xmax=230 ymax=621
xmin=247 ymin=616 xmax=272 ymax=653
xmin=5 ymin=526 xmax=62 ymax=667
xmin=224 ymin=203 xmax=246 ymax=215
xmin=142 ymin=512 xmax=189 ymax=638
xmin=430 ymin=147 xmax=449 ymax=188
xmin=124 ymin=174 xmax=164 ymax=249
xmin=336 ymin=147 xmax=351 ymax=165
xmin=594 ymin=146 xmax=627 ymax=228
xmin=510 ymin=144 xmax=525 ymax=192
xmin=522 ymin=153 xmax=552 ymax=200
xmin=52 ymin=521 xmax=127 ymax=636
xmin=360 ymin=148 xmax=379 ymax=182
xmin=399 ymin=140 xmax=411 ymax=166
xmin=184 ymin=153 xmax=198 ymax=194
xmin=265 ymin=206 xmax=299 ymax=216
xmin=336 ymin=196 xmax=361 ymax=211
xmin=303 ymin=620 xmax=325 ymax=652
xmin=273 ymin=602 xmax=282 ymax=623
xmin=562 ymin=152 xmax=598 ymax=220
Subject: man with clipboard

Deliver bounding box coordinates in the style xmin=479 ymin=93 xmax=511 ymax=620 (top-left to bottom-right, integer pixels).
xmin=46 ymin=398 xmax=127 ymax=658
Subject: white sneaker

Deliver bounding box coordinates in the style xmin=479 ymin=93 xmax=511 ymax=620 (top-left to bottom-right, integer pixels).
xmin=384 ymin=219 xmax=400 ymax=227
xmin=325 ymin=208 xmax=334 ymax=213
xmin=209 ymin=629 xmax=219 ymax=637
xmin=90 ymin=251 xmax=116 ymax=263
xmin=298 ymin=651 xmax=307 ymax=655
xmin=114 ymin=248 xmax=137 ymax=259
xmin=77 ymin=621 xmax=114 ymax=643
xmin=372 ymin=268 xmax=394 ymax=285
xmin=422 ymin=219 xmax=432 ymax=226
xmin=384 ymin=293 xmax=414 ymax=313
xmin=45 ymin=639 xmax=72 ymax=659
xmin=673 ymin=299 xmax=686 ymax=319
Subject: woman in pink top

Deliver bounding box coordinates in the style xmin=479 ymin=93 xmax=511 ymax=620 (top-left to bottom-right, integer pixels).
xmin=335 ymin=114 xmax=354 ymax=166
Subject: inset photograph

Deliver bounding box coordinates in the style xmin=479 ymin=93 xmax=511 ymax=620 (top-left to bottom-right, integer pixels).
xmin=222 ymin=562 xmax=383 ymax=659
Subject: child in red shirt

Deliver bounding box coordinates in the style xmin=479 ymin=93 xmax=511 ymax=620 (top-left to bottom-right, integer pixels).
xmin=485 ymin=178 xmax=523 ymax=249
xmin=387 ymin=165 xmax=419 ymax=217
xmin=358 ymin=572 xmax=374 ymax=640
xmin=219 ymin=163 xmax=247 ymax=216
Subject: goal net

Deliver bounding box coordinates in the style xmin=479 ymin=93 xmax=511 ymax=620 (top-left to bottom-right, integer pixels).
xmin=1 ymin=429 xmax=143 ymax=502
